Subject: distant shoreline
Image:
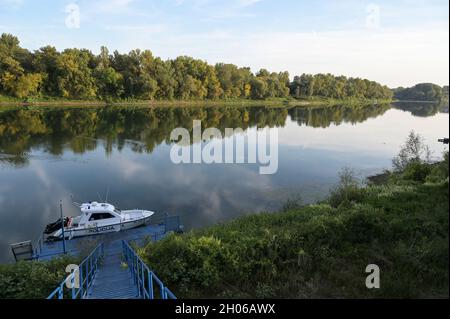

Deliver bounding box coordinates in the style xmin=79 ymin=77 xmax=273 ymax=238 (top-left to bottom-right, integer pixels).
xmin=0 ymin=97 xmax=392 ymax=108
xmin=392 ymin=100 xmax=441 ymax=104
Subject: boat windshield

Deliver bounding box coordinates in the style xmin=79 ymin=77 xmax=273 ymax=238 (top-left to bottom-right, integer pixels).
xmin=114 ymin=209 xmax=121 ymax=214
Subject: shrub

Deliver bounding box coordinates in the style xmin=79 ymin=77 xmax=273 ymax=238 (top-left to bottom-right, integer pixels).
xmin=392 ymin=131 xmax=431 ymax=172
xmin=401 ymin=161 xmax=432 ymax=182
xmin=0 ymin=255 xmax=79 ymax=299
xmin=329 ymin=167 xmax=362 ymax=207
xmin=426 ymin=151 xmax=449 ymax=183
xmin=281 ymin=195 xmax=303 ymax=211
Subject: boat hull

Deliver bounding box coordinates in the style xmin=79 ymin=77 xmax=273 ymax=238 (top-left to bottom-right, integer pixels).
xmin=51 ymin=215 xmax=153 ymax=240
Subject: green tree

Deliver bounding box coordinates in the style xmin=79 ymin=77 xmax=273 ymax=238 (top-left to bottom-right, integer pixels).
xmin=0 ymin=34 xmax=43 ymax=97
xmin=392 ymin=131 xmax=431 ymax=171
xmin=14 ymin=73 xmax=44 ymax=98
xmin=0 ymin=33 xmax=396 ymax=102
xmin=56 ymin=49 xmax=97 ymax=99
xmin=250 ymin=78 xmax=268 ymax=99
xmin=394 ymin=83 xmax=443 ymax=102
xmin=33 ymin=46 xmax=60 ymax=96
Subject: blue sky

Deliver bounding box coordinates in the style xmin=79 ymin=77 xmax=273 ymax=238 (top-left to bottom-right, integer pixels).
xmin=0 ymin=0 xmax=448 ymax=87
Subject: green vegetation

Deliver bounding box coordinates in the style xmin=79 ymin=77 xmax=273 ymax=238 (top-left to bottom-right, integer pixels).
xmin=392 ymin=131 xmax=431 ymax=172
xmin=1 ymin=33 xmax=392 ymax=104
xmin=393 ymin=83 xmax=447 ymax=102
xmin=290 ymin=74 xmax=392 ymax=100
xmin=137 ymin=135 xmax=449 ymax=298
xmin=0 ymin=255 xmax=79 ymax=299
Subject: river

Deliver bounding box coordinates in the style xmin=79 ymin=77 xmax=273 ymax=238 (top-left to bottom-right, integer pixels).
xmin=0 ymin=102 xmax=448 ymax=263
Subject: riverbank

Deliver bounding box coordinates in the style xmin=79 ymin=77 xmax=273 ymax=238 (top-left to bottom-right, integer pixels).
xmin=0 ymin=96 xmax=391 ymax=108
xmin=136 ymin=155 xmax=449 ymax=298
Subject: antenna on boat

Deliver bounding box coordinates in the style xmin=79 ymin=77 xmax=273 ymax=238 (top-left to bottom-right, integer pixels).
xmin=70 ymin=194 xmax=81 ymax=207
xmin=97 ymin=192 xmax=103 ymax=202
xmin=105 ymin=185 xmax=110 ymax=203
xmin=60 ymin=200 xmax=66 ymax=255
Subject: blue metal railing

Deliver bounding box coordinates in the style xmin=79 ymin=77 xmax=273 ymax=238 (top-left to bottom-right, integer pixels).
xmin=122 ymin=240 xmax=176 ymax=299
xmin=47 ymin=243 xmax=104 ymax=299
xmin=34 ymin=233 xmax=44 ymax=257
xmin=33 ymin=232 xmax=75 ymax=260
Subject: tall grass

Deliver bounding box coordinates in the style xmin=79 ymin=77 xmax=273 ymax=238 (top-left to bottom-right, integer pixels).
xmin=139 ymin=153 xmax=449 ymax=298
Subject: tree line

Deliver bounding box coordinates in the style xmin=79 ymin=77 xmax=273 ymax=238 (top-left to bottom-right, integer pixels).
xmin=393 ymin=83 xmax=448 ymax=102
xmin=0 ymin=33 xmax=392 ymax=101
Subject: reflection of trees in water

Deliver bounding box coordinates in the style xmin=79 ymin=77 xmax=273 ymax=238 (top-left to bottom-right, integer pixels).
xmin=0 ymin=103 xmax=395 ymax=167
xmin=392 ymin=101 xmax=448 ymax=117
xmin=0 ymin=106 xmax=288 ymax=166
xmin=288 ymin=103 xmax=391 ymax=128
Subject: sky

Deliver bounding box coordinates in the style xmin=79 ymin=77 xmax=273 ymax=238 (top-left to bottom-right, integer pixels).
xmin=0 ymin=0 xmax=448 ymax=88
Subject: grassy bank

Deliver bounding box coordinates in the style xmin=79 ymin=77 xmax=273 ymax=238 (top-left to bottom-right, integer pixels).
xmin=0 ymin=96 xmax=391 ymax=108
xmin=0 ymin=255 xmax=79 ymax=299
xmin=137 ymin=154 xmax=449 ymax=298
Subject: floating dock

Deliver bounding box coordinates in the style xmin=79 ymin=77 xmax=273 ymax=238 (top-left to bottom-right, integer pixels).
xmin=35 ymin=223 xmax=164 ymax=261
xmin=18 ymin=216 xmax=182 ymax=299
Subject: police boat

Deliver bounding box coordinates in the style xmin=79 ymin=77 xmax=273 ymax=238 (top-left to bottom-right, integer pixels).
xmin=45 ymin=201 xmax=154 ymax=240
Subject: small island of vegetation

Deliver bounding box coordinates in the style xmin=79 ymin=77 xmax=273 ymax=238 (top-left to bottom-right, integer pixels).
xmin=394 ymin=83 xmax=448 ymax=103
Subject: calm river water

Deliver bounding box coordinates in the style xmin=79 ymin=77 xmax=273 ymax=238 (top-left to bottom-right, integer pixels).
xmin=0 ymin=102 xmax=448 ymax=262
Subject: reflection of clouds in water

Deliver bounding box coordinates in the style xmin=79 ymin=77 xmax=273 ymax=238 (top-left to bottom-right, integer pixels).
xmin=200 ymin=191 xmax=221 ymax=219
xmin=114 ymin=156 xmax=149 ymax=179
xmin=172 ymin=167 xmax=273 ymax=224
xmin=0 ymin=185 xmax=9 ymax=206
xmin=30 ymin=161 xmax=72 ymax=217
xmin=281 ymin=110 xmax=449 ymax=157
xmin=103 ymin=149 xmax=275 ymax=228
xmin=0 ymin=161 xmax=74 ymax=262
xmin=33 ymin=162 xmax=52 ymax=188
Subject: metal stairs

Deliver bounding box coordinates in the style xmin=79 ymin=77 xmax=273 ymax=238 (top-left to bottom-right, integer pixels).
xmin=86 ymin=241 xmax=140 ymax=299
xmin=47 ymin=238 xmax=177 ymax=299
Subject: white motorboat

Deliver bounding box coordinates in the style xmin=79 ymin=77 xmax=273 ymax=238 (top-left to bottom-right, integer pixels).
xmin=45 ymin=201 xmax=154 ymax=240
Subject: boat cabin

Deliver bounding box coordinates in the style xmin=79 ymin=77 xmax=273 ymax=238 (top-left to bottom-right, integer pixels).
xmin=74 ymin=202 xmax=122 ymax=228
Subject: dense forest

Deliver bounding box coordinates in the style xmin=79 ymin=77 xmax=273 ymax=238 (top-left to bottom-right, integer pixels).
xmin=393 ymin=83 xmax=448 ymax=102
xmin=0 ymin=33 xmax=393 ymax=101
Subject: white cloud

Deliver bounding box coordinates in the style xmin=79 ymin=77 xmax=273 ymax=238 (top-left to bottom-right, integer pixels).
xmin=114 ymin=157 xmax=149 ymax=179
xmin=146 ymin=24 xmax=448 ymax=88
xmin=235 ymin=0 xmax=262 ymax=7
xmin=168 ymin=0 xmax=262 ymax=19
xmin=0 ymin=0 xmax=23 ymax=9
xmin=84 ymin=0 xmax=138 ymax=15
xmin=97 ymin=0 xmax=135 ymax=11
xmin=103 ymin=24 xmax=166 ymax=33
xmin=16 ymin=21 xmax=447 ymax=88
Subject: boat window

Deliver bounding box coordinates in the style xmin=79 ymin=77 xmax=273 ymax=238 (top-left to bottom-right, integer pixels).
xmin=89 ymin=213 xmax=116 ymax=221
xmin=114 ymin=209 xmax=121 ymax=214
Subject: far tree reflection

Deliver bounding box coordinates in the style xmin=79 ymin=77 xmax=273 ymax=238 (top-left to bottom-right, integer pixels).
xmin=0 ymin=103 xmax=394 ymax=166
xmin=392 ymin=101 xmax=448 ymax=117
